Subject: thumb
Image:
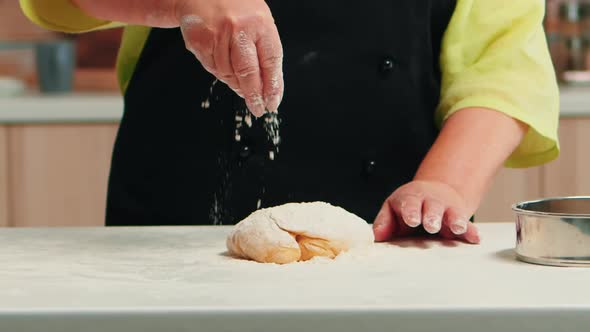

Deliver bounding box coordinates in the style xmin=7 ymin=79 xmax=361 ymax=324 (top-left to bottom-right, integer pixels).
xmin=372 ymin=204 xmax=395 ymax=242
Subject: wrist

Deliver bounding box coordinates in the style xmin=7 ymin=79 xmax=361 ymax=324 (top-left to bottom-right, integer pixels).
xmin=412 ymin=108 xmax=527 ymax=214
xmin=66 ymin=0 xmax=180 ymax=27
xmin=147 ymin=0 xmax=180 ymax=27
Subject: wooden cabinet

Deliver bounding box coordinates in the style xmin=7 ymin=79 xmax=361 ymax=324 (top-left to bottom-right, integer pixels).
xmin=0 ymin=118 xmax=587 ymax=226
xmin=1 ymin=124 xmax=117 ymax=227
xmin=476 ymin=167 xmax=542 ymax=223
xmin=476 ymin=117 xmax=590 ymax=222
xmin=543 ymin=118 xmax=590 ymax=197
xmin=0 ymin=126 xmax=8 ymax=227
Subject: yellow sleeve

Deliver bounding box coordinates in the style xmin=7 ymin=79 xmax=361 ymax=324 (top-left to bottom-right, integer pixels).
xmin=438 ymin=0 xmax=560 ymax=168
xmin=19 ymin=0 xmax=123 ymax=33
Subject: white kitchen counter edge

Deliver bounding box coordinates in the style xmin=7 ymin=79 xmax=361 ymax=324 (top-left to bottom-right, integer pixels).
xmin=0 ymin=93 xmax=123 ymax=124
xmin=0 ymin=85 xmax=589 ymax=123
xmin=559 ymin=85 xmax=590 ymax=117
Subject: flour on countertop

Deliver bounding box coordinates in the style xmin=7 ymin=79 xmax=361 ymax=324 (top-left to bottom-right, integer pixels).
xmin=224 ymin=241 xmax=383 ymax=269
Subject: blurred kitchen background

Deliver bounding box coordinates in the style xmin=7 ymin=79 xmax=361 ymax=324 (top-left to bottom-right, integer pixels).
xmin=0 ymin=0 xmax=589 ymax=227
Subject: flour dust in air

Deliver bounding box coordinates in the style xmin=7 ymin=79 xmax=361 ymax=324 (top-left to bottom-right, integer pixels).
xmin=264 ymin=111 xmax=281 ymax=151
xmin=201 ymin=79 xmax=218 ymax=110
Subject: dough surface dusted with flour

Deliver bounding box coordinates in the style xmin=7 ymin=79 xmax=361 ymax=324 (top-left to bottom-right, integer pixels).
xmin=226 ymin=202 xmax=374 ymax=264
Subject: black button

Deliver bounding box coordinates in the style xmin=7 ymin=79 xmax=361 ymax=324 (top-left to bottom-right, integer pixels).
xmin=380 ymin=57 xmax=396 ymax=74
xmin=364 ymin=160 xmax=376 ymax=175
xmin=239 ymin=145 xmax=251 ymax=158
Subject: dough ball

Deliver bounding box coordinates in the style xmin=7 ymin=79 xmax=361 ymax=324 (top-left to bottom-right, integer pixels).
xmin=226 ymin=202 xmax=374 ymax=264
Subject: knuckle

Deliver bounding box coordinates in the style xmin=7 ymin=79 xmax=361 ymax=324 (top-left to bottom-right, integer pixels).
xmin=401 ymin=192 xmax=423 ymax=202
xmin=235 ymin=65 xmax=260 ymax=78
xmin=221 ymin=15 xmax=239 ymax=29
xmin=246 ymin=93 xmax=264 ymax=106
xmin=398 ymin=199 xmax=407 ymax=209
xmin=225 ymin=13 xmax=266 ymax=32
xmin=265 ymin=77 xmax=282 ymax=95
xmin=261 ymin=55 xmax=283 ymax=69
xmin=218 ymin=74 xmax=234 ymax=82
xmin=233 ymin=37 xmax=256 ymax=58
xmin=179 ymin=14 xmax=205 ymax=31
xmin=246 ymin=91 xmax=262 ymax=99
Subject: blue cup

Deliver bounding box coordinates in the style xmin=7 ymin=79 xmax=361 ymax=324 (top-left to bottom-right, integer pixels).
xmin=35 ymin=40 xmax=76 ymax=93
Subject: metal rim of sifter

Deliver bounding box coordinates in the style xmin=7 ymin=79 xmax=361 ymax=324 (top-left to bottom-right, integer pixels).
xmin=512 ymin=196 xmax=590 ymax=218
xmin=512 ymin=196 xmax=590 ymax=267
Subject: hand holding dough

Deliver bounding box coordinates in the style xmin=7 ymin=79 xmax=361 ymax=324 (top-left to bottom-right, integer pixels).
xmin=226 ymin=202 xmax=374 ymax=264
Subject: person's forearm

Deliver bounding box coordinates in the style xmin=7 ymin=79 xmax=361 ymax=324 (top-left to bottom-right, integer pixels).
xmin=414 ymin=108 xmax=528 ymax=213
xmin=71 ymin=0 xmax=179 ymax=27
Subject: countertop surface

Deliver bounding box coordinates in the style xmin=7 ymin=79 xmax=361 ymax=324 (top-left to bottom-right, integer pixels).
xmin=0 ymin=85 xmax=590 ymax=124
xmin=0 ymin=223 xmax=589 ymax=332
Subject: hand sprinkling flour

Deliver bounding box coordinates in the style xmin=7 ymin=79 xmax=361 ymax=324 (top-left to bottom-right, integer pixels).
xmin=176 ymin=0 xmax=284 ymax=117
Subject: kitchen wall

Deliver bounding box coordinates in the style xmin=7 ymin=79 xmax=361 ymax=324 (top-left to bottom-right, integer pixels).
xmin=0 ymin=0 xmax=121 ymax=91
xmin=0 ymin=0 xmax=55 ymax=40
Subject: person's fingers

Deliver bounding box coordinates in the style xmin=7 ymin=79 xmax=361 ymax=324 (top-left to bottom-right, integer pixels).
xmin=438 ymin=224 xmax=456 ymax=240
xmin=373 ymin=200 xmax=416 ymax=242
xmin=444 ymin=222 xmax=480 ymax=244
xmin=257 ymin=28 xmax=284 ymax=113
xmin=391 ymin=194 xmax=423 ymax=228
xmin=444 ymin=208 xmax=469 ymax=236
xmin=213 ymin=22 xmax=241 ymax=94
xmin=461 ymin=223 xmax=481 ymax=244
xmin=232 ymin=30 xmax=265 ymax=117
xmin=440 ymin=208 xmax=479 ymax=243
xmin=373 ymin=203 xmax=395 ymax=242
xmin=421 ymin=198 xmax=444 ymax=234
xmin=180 ymin=15 xmax=217 ymax=74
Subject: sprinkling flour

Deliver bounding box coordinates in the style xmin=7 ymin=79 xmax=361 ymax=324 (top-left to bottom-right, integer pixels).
xmin=264 ymin=112 xmax=281 ymax=147
xmin=200 ymin=79 xmax=218 ymax=110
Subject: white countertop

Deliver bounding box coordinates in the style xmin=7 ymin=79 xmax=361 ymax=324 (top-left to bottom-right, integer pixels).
xmin=0 ymin=223 xmax=589 ymax=332
xmin=0 ymin=93 xmax=123 ymax=124
xmin=559 ymin=85 xmax=590 ymax=117
xmin=0 ymin=85 xmax=589 ymax=124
